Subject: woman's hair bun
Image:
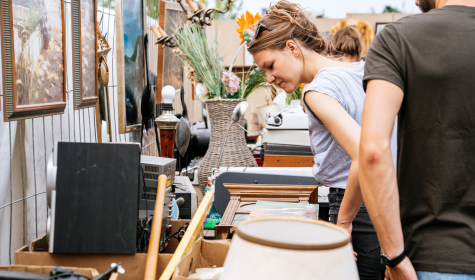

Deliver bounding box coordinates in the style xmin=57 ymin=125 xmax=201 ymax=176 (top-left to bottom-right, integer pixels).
xmin=265 ymin=0 xmax=305 ymax=25
xmin=248 ymin=0 xmax=335 ymax=56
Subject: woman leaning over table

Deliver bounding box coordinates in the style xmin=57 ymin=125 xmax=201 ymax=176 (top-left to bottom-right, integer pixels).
xmin=247 ymin=1 xmax=397 ymax=279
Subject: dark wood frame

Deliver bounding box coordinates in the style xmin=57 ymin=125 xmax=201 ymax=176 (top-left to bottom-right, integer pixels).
xmin=156 ymin=0 xmax=185 ymax=104
xmin=1 ymin=0 xmax=67 ymax=121
xmin=215 ymin=184 xmax=318 ymax=239
xmin=71 ymin=0 xmax=99 ymax=109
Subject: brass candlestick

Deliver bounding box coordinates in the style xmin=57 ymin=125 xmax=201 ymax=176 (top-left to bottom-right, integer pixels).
xmin=155 ymin=86 xmax=180 ymax=158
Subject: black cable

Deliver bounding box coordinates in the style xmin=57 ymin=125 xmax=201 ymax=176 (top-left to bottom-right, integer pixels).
xmin=136 ymin=216 xmax=153 ymax=253
xmin=168 ymin=222 xmax=190 ymax=243
xmin=137 ymin=164 xmax=152 ymax=253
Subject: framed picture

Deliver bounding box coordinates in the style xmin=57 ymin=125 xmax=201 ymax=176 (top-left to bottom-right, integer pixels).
xmin=71 ymin=0 xmax=98 ymax=109
xmin=156 ymin=0 xmax=186 ymax=104
xmin=116 ymin=0 xmax=145 ymax=133
xmin=1 ymin=0 xmax=66 ymax=121
xmin=375 ymin=22 xmax=389 ymax=34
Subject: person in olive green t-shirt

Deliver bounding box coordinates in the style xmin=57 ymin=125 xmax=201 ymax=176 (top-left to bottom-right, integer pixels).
xmin=360 ymin=0 xmax=475 ymax=279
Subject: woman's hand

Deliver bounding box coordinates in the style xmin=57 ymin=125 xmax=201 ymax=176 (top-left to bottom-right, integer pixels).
xmin=384 ymin=257 xmax=417 ymax=280
xmin=337 ymin=220 xmax=357 ymax=261
xmin=336 ymin=220 xmax=353 ymax=234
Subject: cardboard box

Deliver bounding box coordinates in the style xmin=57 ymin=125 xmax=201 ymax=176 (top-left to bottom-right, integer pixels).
xmin=0 ymin=265 xmax=115 ymax=279
xmin=15 ymin=220 xmax=195 ymax=280
xmin=172 ymin=237 xmax=231 ymax=280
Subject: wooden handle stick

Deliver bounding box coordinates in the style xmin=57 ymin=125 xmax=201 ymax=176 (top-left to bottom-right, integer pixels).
xmin=196 ymin=0 xmax=206 ymax=10
xmin=186 ymin=0 xmax=198 ymax=12
xmin=144 ymin=174 xmax=168 ymax=280
xmin=151 ymin=26 xmax=162 ymax=38
xmin=159 ymin=191 xmax=214 ymax=280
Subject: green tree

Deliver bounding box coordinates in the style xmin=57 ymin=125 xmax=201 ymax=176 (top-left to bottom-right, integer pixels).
xmin=382 ymin=5 xmax=401 ymax=13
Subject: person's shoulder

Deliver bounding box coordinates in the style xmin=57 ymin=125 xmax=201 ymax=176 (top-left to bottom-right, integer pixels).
xmin=304 ymin=69 xmax=341 ymax=94
xmin=316 ymin=62 xmax=364 ymax=81
xmin=383 ymin=9 xmax=449 ymax=37
xmin=306 ymin=64 xmax=362 ymax=95
xmin=311 ymin=68 xmax=344 ymax=88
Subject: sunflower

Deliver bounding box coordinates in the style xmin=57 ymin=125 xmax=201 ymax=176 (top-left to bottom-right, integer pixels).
xmin=235 ymin=11 xmax=261 ymax=45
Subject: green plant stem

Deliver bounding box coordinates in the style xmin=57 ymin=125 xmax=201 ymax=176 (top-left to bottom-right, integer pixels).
xmin=174 ymin=24 xmax=224 ymax=100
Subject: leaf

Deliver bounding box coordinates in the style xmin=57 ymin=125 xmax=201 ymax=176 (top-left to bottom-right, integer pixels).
xmin=173 ymin=23 xmax=224 ymax=101
xmin=241 ymin=67 xmax=267 ymax=99
xmin=285 ymin=84 xmax=303 ymax=105
xmin=210 ymin=84 xmax=221 ymax=99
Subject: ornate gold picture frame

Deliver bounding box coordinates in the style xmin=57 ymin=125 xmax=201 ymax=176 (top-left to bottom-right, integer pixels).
xmin=1 ymin=0 xmax=67 ymax=121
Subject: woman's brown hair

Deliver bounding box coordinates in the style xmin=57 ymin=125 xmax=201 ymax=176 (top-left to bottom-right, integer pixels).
xmin=332 ymin=26 xmax=365 ymax=60
xmin=247 ymin=0 xmax=334 ymax=56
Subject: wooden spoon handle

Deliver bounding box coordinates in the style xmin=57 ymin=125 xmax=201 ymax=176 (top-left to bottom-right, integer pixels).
xmin=144 ymin=174 xmax=168 ymax=280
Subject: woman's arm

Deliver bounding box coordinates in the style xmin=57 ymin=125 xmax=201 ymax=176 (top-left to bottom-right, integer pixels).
xmin=304 ymin=91 xmax=363 ymax=233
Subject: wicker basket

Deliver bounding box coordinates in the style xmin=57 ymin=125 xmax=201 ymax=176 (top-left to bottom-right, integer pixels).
xmin=198 ymin=99 xmax=257 ymax=194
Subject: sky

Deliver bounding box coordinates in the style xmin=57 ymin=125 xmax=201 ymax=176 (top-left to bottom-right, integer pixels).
xmin=234 ymin=0 xmax=422 ymax=19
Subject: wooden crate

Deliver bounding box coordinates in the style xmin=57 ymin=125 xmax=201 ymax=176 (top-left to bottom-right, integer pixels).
xmin=263 ymin=154 xmax=314 ymax=167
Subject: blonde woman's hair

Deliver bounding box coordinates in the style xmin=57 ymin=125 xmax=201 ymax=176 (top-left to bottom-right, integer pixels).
xmin=332 ymin=26 xmax=365 ymax=60
xmin=247 ymin=0 xmax=334 ymax=56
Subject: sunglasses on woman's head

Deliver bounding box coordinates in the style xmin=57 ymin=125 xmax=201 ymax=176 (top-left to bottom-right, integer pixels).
xmin=253 ymin=23 xmax=274 ymax=41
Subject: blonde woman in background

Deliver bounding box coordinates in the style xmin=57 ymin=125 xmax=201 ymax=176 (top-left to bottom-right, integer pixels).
xmin=330 ymin=18 xmax=374 ymax=55
xmin=302 ymin=26 xmax=364 ymax=111
xmin=332 ymin=26 xmax=365 ymax=63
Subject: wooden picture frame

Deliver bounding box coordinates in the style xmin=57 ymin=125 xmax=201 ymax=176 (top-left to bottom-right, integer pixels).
xmin=215 ymin=184 xmax=318 ymax=239
xmin=116 ymin=0 xmax=146 ymax=133
xmin=1 ymin=0 xmax=67 ymax=121
xmin=156 ymin=0 xmax=186 ymax=104
xmin=71 ymin=0 xmax=98 ymax=109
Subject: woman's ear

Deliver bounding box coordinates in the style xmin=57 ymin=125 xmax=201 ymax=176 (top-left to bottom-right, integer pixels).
xmin=285 ymin=40 xmax=300 ymax=57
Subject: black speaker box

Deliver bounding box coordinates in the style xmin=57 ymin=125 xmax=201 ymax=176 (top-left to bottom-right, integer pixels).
xmin=49 ymin=142 xmax=141 ymax=254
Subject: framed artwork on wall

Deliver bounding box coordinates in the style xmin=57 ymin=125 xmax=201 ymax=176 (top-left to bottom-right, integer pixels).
xmin=1 ymin=0 xmax=67 ymax=121
xmin=116 ymin=0 xmax=145 ymax=133
xmin=156 ymin=0 xmax=186 ymax=104
xmin=71 ymin=0 xmax=98 ymax=109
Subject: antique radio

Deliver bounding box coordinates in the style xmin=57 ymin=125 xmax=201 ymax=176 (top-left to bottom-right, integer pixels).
xmin=173 ymin=176 xmax=198 ymax=219
xmin=140 ymin=155 xmax=176 ymax=185
xmin=139 ymin=155 xmax=177 ymax=219
xmin=139 ymin=156 xmax=177 ymax=251
xmin=139 ymin=176 xmax=173 ymax=252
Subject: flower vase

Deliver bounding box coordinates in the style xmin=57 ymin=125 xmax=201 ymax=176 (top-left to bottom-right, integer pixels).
xmin=197 ymin=99 xmax=257 ymax=195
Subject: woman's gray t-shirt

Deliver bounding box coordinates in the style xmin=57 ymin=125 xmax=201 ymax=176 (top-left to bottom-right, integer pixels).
xmin=302 ymin=61 xmax=397 ymax=189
